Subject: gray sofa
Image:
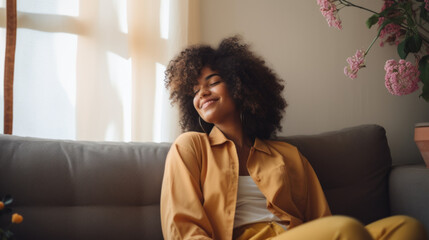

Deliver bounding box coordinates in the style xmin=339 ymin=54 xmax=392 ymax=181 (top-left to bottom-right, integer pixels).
xmin=0 ymin=124 xmax=428 ymax=239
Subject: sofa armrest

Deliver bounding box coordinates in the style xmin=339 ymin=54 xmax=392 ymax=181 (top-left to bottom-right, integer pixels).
xmin=389 ymin=164 xmax=429 ymax=232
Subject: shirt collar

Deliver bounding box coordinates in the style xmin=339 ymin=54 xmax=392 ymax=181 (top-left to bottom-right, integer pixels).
xmin=253 ymin=138 xmax=271 ymax=155
xmin=208 ymin=126 xmax=229 ymax=146
xmin=209 ymin=126 xmax=271 ymax=155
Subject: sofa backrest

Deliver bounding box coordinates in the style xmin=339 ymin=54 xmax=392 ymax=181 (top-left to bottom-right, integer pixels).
xmin=0 ymin=124 xmax=393 ymax=239
xmin=0 ymin=136 xmax=169 ymax=240
xmin=280 ymin=124 xmax=392 ymax=225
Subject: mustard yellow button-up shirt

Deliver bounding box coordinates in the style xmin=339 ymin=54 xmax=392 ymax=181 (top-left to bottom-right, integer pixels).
xmin=161 ymin=127 xmax=331 ymax=240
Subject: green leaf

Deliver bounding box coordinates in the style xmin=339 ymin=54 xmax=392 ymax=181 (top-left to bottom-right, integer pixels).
xmin=397 ymin=40 xmax=408 ymax=59
xmin=4 ymin=231 xmax=13 ymax=239
xmin=420 ymin=5 xmax=429 ymax=22
xmin=378 ymin=3 xmax=399 ymax=17
xmin=366 ymin=14 xmax=379 ymax=29
xmin=406 ymin=14 xmax=415 ymax=26
xmin=419 ymin=55 xmax=429 ymax=84
xmin=418 ymin=55 xmax=429 ymax=102
xmin=397 ymin=34 xmax=423 ymax=59
xmin=2 ymin=195 xmax=13 ymax=206
xmin=403 ymin=1 xmax=413 ymax=13
xmin=386 ymin=16 xmax=405 ymax=27
xmin=406 ymin=34 xmax=422 ymax=53
xmin=420 ymin=83 xmax=429 ymax=102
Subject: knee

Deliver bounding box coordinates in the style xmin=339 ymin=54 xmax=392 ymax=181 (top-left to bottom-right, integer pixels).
xmin=331 ymin=216 xmax=364 ymax=230
xmin=327 ymin=216 xmax=372 ymax=240
xmin=390 ymin=215 xmax=428 ymax=239
xmin=393 ymin=215 xmax=423 ymax=225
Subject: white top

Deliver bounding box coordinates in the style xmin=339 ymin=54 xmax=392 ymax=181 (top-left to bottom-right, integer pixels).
xmin=233 ymin=176 xmax=284 ymax=229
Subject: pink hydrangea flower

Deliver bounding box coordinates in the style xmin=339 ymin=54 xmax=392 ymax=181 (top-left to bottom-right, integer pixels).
xmin=425 ymin=0 xmax=429 ymax=11
xmin=379 ymin=23 xmax=403 ymax=46
xmin=378 ymin=0 xmax=405 ymax=46
xmin=317 ymin=0 xmax=342 ymax=30
xmin=384 ymin=59 xmax=420 ymax=96
xmin=344 ymin=50 xmax=366 ymax=79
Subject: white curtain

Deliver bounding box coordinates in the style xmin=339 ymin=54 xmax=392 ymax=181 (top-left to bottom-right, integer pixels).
xmin=0 ymin=0 xmax=200 ymax=142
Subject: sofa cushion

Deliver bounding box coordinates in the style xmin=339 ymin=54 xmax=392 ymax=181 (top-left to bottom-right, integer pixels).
xmin=389 ymin=164 xmax=429 ymax=232
xmin=279 ymin=124 xmax=392 ymax=225
xmin=0 ymin=135 xmax=169 ymax=240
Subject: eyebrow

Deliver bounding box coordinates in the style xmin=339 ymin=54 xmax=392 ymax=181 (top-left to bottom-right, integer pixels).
xmin=205 ymin=73 xmax=220 ymax=81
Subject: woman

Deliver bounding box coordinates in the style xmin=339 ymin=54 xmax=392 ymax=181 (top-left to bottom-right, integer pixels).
xmin=160 ymin=36 xmax=427 ymax=240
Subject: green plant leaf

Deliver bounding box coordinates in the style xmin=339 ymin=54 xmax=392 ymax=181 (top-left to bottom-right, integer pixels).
xmin=366 ymin=14 xmax=379 ymax=29
xmin=406 ymin=34 xmax=422 ymax=53
xmin=420 ymin=4 xmax=429 ymax=22
xmin=397 ymin=34 xmax=423 ymax=59
xmin=378 ymin=3 xmax=399 ymax=17
xmin=420 ymin=82 xmax=429 ymax=102
xmin=403 ymin=1 xmax=413 ymax=13
xmin=2 ymin=195 xmax=13 ymax=206
xmin=4 ymin=230 xmax=13 ymax=239
xmin=397 ymin=40 xmax=408 ymax=59
xmin=419 ymin=55 xmax=429 ymax=84
xmin=388 ymin=16 xmax=405 ymax=26
xmin=418 ymin=56 xmax=429 ymax=102
xmin=406 ymin=13 xmax=415 ymax=26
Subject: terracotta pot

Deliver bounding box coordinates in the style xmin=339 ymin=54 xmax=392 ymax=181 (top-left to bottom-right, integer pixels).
xmin=414 ymin=123 xmax=429 ymax=168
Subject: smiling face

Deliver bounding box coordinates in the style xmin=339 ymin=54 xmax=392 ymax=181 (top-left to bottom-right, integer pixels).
xmin=193 ymin=67 xmax=238 ymax=126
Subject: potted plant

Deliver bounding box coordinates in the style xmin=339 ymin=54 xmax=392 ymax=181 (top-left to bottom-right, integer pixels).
xmin=0 ymin=195 xmax=23 ymax=240
xmin=317 ymin=0 xmax=429 ymax=167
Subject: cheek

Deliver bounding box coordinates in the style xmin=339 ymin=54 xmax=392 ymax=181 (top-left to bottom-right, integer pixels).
xmin=192 ymin=96 xmax=199 ymax=111
xmin=219 ymin=86 xmax=235 ymax=108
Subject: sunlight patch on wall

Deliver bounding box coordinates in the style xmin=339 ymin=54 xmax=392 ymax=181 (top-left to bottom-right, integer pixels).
xmin=14 ymin=29 xmax=77 ymax=139
xmin=106 ymin=51 xmax=132 ymax=142
xmin=160 ymin=0 xmax=170 ymax=39
xmin=18 ymin=0 xmax=79 ymax=17
xmin=54 ymin=33 xmax=77 ymax=108
xmin=104 ymin=122 xmax=118 ymax=142
xmin=153 ymin=62 xmax=168 ymax=142
xmin=114 ymin=0 xmax=128 ymax=34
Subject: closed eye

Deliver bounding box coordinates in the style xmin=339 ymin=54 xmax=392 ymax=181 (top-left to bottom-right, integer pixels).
xmin=210 ymin=81 xmax=221 ymax=86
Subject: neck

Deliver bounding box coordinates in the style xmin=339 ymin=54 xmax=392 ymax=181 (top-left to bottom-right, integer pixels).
xmin=215 ymin=115 xmax=251 ymax=148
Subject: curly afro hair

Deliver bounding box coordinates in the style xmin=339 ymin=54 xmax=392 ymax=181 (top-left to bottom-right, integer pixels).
xmin=165 ymin=36 xmax=287 ymax=139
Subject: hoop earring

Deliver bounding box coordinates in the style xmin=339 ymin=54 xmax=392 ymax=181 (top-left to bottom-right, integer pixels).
xmin=199 ymin=116 xmax=208 ymax=134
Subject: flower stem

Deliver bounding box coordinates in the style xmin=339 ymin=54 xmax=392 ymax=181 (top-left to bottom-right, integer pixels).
xmin=417 ymin=23 xmax=429 ymax=35
xmin=420 ymin=34 xmax=429 ymax=44
xmin=338 ymin=0 xmax=378 ymax=15
xmin=365 ymin=34 xmax=379 ymax=56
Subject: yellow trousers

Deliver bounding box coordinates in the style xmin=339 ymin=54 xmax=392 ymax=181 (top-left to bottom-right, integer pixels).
xmin=233 ymin=215 xmax=428 ymax=240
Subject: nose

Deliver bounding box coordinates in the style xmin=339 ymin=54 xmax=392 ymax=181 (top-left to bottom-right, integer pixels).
xmin=198 ymin=86 xmax=210 ymax=98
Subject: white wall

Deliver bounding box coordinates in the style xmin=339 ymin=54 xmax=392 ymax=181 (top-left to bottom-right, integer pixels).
xmin=199 ymin=0 xmax=429 ymax=165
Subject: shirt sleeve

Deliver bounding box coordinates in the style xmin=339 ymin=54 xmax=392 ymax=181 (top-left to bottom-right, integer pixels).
xmin=300 ymin=152 xmax=332 ymax=221
xmin=160 ymin=133 xmax=214 ymax=240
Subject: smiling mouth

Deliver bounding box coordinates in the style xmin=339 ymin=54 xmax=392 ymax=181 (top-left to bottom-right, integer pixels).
xmin=200 ymin=99 xmax=218 ymax=109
